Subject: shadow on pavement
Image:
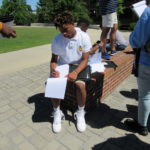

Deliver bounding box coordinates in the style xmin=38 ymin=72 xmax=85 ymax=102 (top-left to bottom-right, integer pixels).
xmin=120 ymin=89 xmax=138 ymax=101
xmin=27 ymin=93 xmax=150 ymax=132
xmin=92 ymin=134 xmax=150 ymax=150
xmin=86 ymin=103 xmax=137 ymax=131
xmin=27 ymin=93 xmax=53 ymax=123
xmin=27 ymin=93 xmax=75 ymax=124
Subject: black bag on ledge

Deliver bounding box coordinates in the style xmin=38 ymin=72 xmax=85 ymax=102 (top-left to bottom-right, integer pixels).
xmin=69 ymin=64 xmax=91 ymax=81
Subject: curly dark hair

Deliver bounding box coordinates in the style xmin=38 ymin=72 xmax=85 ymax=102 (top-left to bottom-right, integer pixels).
xmin=54 ymin=12 xmax=74 ymax=28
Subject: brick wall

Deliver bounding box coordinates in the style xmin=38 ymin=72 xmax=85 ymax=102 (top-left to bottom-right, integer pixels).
xmin=61 ymin=46 xmax=134 ymax=112
xmin=101 ymin=46 xmax=134 ymax=100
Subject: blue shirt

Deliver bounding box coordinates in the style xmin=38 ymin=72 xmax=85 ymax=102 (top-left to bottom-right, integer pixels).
xmin=130 ymin=7 xmax=150 ymax=66
xmin=99 ymin=0 xmax=118 ymax=15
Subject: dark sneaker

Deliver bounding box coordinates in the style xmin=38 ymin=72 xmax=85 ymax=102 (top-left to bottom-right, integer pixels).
xmin=111 ymin=50 xmax=117 ymax=56
xmin=102 ymin=52 xmax=110 ymax=60
xmin=124 ymin=119 xmax=148 ymax=136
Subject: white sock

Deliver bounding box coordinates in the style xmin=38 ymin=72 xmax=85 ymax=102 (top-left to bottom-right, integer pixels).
xmin=78 ymin=106 xmax=85 ymax=112
xmin=53 ymin=106 xmax=60 ymax=112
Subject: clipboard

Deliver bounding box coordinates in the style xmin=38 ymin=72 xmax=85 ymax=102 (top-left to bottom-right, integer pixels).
xmin=69 ymin=64 xmax=91 ymax=81
xmin=131 ymin=0 xmax=147 ymax=18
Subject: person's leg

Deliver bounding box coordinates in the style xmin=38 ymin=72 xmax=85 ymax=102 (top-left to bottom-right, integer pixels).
xmin=125 ymin=64 xmax=150 ymax=136
xmin=51 ymin=99 xmax=65 ymax=133
xmin=51 ymin=99 xmax=60 ymax=108
xmin=110 ymin=12 xmax=118 ymax=55
xmin=100 ymin=27 xmax=110 ymax=53
xmin=100 ymin=14 xmax=115 ymax=60
xmin=138 ymin=64 xmax=150 ymax=127
xmin=106 ymin=43 xmax=111 ymax=52
xmin=101 ymin=27 xmax=111 ymax=60
xmin=110 ymin=24 xmax=118 ymax=52
xmin=75 ymin=81 xmax=86 ymax=107
xmin=74 ymin=81 xmax=86 ymax=132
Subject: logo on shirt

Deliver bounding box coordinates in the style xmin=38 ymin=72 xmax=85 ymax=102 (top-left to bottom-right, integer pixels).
xmin=78 ymin=46 xmax=83 ymax=51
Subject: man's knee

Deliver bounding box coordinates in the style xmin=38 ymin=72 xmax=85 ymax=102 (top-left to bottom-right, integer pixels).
xmin=75 ymin=81 xmax=86 ymax=90
xmin=102 ymin=27 xmax=110 ymax=34
xmin=101 ymin=27 xmax=110 ymax=38
xmin=111 ymin=24 xmax=118 ymax=32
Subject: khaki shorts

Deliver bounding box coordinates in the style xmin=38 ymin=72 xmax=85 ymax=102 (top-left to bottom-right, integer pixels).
xmin=102 ymin=12 xmax=118 ymax=28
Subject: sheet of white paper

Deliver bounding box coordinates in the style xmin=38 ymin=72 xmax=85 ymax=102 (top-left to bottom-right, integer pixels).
xmin=89 ymin=52 xmax=102 ymax=64
xmin=90 ymin=63 xmax=105 ymax=73
xmin=132 ymin=0 xmax=146 ymax=7
xmin=132 ymin=0 xmax=147 ymax=17
xmin=45 ymin=78 xmax=67 ymax=99
xmin=55 ymin=64 xmax=69 ymax=78
xmin=102 ymin=62 xmax=108 ymax=65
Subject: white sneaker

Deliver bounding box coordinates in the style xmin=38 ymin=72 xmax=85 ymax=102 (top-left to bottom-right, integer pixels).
xmin=52 ymin=110 xmax=65 ymax=133
xmin=74 ymin=110 xmax=86 ymax=132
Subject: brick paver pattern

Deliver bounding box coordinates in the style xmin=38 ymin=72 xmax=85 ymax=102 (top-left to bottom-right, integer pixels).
xmin=0 ymin=63 xmax=150 ymax=150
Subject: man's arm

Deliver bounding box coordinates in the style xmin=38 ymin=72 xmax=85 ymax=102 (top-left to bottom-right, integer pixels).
xmin=0 ymin=22 xmax=16 ymax=38
xmin=130 ymin=7 xmax=150 ymax=48
xmin=50 ymin=53 xmax=60 ymax=77
xmin=90 ymin=44 xmax=99 ymax=54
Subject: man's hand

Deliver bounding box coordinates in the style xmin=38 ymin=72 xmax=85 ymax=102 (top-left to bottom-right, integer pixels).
xmin=67 ymin=71 xmax=78 ymax=82
xmin=1 ymin=23 xmax=16 ymax=38
xmin=51 ymin=69 xmax=60 ymax=78
xmin=90 ymin=44 xmax=99 ymax=54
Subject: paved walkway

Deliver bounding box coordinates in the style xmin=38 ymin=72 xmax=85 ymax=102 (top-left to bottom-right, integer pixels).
xmin=0 ymin=29 xmax=150 ymax=150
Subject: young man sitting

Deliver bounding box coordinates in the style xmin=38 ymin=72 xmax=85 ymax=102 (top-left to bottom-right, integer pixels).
xmin=50 ymin=12 xmax=91 ymax=133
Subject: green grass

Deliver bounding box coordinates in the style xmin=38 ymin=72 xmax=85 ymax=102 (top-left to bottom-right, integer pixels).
xmin=0 ymin=27 xmax=59 ymax=54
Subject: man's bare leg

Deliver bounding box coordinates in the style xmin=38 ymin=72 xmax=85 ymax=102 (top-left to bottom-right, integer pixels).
xmin=100 ymin=27 xmax=111 ymax=53
xmin=51 ymin=99 xmax=64 ymax=133
xmin=51 ymin=99 xmax=60 ymax=108
xmin=75 ymin=81 xmax=86 ymax=107
xmin=110 ymin=24 xmax=118 ymax=54
xmin=74 ymin=81 xmax=87 ymax=132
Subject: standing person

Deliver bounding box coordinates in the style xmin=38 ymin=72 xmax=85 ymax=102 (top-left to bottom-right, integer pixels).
xmin=124 ymin=3 xmax=150 ymax=136
xmin=0 ymin=22 xmax=16 ymax=38
xmin=99 ymin=0 xmax=118 ymax=60
xmin=50 ymin=12 xmax=91 ymax=133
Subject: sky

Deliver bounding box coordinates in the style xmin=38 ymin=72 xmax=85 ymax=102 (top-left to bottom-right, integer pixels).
xmin=0 ymin=0 xmax=39 ymax=11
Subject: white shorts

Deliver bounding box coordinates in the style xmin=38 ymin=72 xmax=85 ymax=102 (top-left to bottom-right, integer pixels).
xmin=102 ymin=12 xmax=118 ymax=28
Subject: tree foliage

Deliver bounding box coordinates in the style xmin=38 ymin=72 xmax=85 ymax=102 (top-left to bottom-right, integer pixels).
xmin=117 ymin=0 xmax=125 ymax=14
xmin=0 ymin=0 xmax=127 ymax=24
xmin=36 ymin=0 xmax=54 ymax=23
xmin=0 ymin=0 xmax=33 ymax=25
xmin=36 ymin=0 xmax=91 ymax=23
xmin=53 ymin=0 xmax=90 ymax=21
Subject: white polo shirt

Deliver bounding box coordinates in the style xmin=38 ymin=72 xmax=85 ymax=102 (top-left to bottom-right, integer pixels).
xmin=51 ymin=30 xmax=91 ymax=65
